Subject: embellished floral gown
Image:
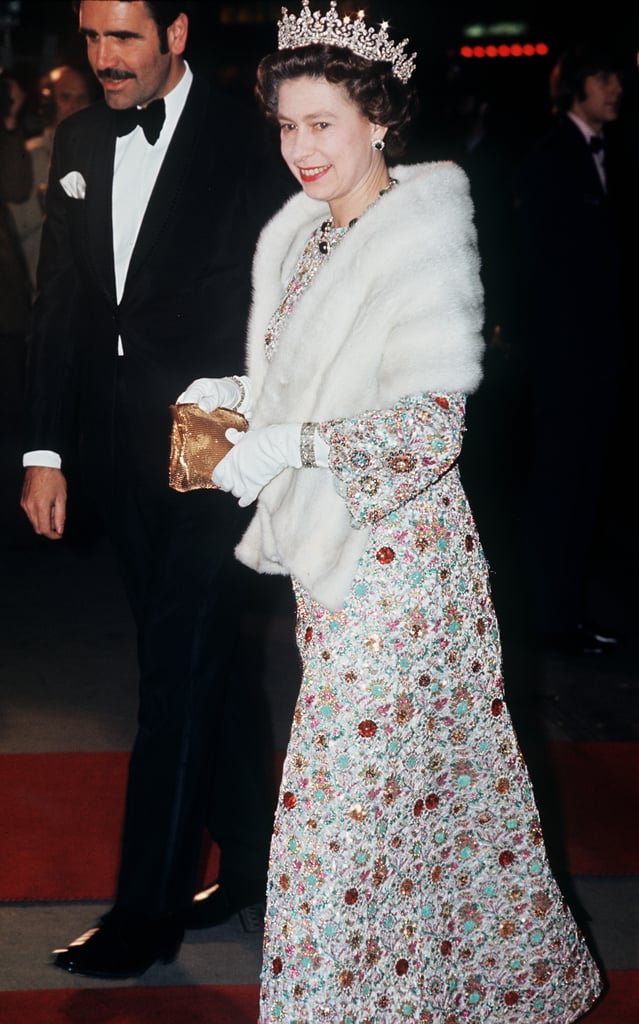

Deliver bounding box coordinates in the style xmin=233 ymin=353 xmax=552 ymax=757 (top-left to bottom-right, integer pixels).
xmin=257 ymin=222 xmax=602 ymax=1024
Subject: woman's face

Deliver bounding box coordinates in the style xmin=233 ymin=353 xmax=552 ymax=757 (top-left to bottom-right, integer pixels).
xmin=276 ymin=75 xmax=387 ymax=222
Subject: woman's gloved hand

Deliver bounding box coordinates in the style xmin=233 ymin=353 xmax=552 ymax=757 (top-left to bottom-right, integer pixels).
xmin=175 ymin=375 xmax=252 ymax=417
xmin=213 ymin=424 xmax=303 ymax=507
xmin=214 ymin=422 xmax=330 ymax=507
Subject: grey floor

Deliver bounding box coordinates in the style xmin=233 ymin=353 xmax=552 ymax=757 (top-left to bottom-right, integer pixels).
xmin=0 ymin=429 xmax=638 ymax=999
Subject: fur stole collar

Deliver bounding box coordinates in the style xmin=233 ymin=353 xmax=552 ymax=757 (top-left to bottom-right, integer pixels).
xmin=235 ymin=162 xmax=485 ymax=610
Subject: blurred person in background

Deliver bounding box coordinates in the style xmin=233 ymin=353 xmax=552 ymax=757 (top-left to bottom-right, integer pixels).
xmin=512 ymin=42 xmax=628 ymax=656
xmin=0 ymin=69 xmax=32 ymax=466
xmin=8 ymin=64 xmax=96 ymax=290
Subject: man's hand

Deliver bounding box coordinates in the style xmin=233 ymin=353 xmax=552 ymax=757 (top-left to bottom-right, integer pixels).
xmin=20 ymin=466 xmax=68 ymax=539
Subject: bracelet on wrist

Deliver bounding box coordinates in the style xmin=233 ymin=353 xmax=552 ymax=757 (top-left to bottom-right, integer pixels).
xmin=230 ymin=375 xmax=246 ymax=411
xmin=300 ymin=421 xmax=319 ymax=468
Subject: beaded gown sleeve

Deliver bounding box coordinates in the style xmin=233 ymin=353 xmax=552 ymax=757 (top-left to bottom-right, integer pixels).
xmin=318 ymin=393 xmax=466 ymax=528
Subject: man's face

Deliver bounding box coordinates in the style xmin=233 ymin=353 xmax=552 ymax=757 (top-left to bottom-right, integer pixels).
xmin=575 ymin=70 xmax=623 ymax=131
xmin=51 ymin=68 xmax=91 ymax=123
xmin=78 ymin=1 xmax=186 ymax=110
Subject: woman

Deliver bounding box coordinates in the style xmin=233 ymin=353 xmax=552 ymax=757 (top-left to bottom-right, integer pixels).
xmin=179 ymin=4 xmax=602 ymax=1020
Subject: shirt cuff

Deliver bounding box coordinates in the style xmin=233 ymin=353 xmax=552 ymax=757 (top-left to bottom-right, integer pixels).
xmin=23 ymin=450 xmax=62 ymax=469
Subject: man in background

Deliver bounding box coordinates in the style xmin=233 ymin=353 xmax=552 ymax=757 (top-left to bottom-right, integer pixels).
xmin=512 ymin=42 xmax=628 ymax=655
xmin=0 ymin=69 xmax=32 ymax=490
xmin=9 ymin=64 xmax=96 ymax=289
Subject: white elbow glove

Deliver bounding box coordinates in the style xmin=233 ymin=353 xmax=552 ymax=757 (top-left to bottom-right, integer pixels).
xmin=175 ymin=375 xmax=252 ymax=418
xmin=213 ymin=422 xmax=329 ymax=507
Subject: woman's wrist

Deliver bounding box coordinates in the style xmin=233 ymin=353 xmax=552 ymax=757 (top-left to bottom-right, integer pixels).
xmin=300 ymin=422 xmax=319 ymax=468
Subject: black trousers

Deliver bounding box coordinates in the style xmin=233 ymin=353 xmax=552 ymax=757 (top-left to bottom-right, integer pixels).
xmin=92 ymin=383 xmax=280 ymax=918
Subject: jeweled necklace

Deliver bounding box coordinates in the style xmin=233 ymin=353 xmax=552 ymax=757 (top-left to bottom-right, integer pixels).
xmin=317 ymin=177 xmax=398 ymax=255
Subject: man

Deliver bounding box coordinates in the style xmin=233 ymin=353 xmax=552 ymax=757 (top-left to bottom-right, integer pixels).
xmin=20 ymin=1 xmax=292 ymax=978
xmin=512 ymin=43 xmax=628 ymax=656
xmin=1 ymin=70 xmax=33 ymax=488
xmin=40 ymin=62 xmax=95 ymax=124
xmin=9 ymin=63 xmax=95 ymax=289
xmin=1 ymin=69 xmax=32 ymax=346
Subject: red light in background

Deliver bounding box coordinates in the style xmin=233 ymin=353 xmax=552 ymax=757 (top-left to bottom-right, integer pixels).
xmin=460 ymin=42 xmax=549 ymax=59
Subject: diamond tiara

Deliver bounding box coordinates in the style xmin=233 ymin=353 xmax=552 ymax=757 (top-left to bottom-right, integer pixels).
xmin=277 ymin=1 xmax=417 ymax=85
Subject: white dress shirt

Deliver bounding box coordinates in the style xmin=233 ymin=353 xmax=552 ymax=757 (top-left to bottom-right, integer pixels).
xmin=24 ymin=64 xmax=193 ymax=470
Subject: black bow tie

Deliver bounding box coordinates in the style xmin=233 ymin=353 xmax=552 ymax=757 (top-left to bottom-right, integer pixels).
xmin=589 ymin=135 xmax=605 ymax=154
xmin=115 ymin=98 xmax=165 ymax=145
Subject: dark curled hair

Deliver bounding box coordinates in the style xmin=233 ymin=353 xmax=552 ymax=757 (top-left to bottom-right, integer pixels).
xmin=256 ymin=44 xmax=417 ymax=159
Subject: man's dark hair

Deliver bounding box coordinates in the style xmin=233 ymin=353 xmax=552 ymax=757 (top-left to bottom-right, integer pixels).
xmin=550 ymin=42 xmax=623 ymax=114
xmin=72 ymin=2 xmax=190 ymax=54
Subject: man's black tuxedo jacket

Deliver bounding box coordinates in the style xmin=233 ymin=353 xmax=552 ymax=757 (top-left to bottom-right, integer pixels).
xmin=513 ymin=115 xmax=625 ymax=379
xmin=25 ymin=74 xmax=293 ymax=494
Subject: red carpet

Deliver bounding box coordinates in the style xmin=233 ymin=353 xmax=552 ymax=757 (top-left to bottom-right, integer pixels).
xmin=0 ymin=752 xmax=128 ymax=901
xmin=547 ymin=741 xmax=639 ymax=876
xmin=0 ymin=983 xmax=259 ymax=1023
xmin=0 ymin=742 xmax=636 ymax=901
xmin=0 ymin=973 xmax=635 ymax=1023
xmin=0 ymin=751 xmax=223 ymax=902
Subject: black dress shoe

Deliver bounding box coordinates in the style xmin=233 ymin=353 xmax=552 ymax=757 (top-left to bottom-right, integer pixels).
xmin=544 ymin=623 xmax=619 ymax=656
xmin=52 ymin=911 xmax=184 ymax=978
xmin=184 ymin=880 xmax=266 ymax=932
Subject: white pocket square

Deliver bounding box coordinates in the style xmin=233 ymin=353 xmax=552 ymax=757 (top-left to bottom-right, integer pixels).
xmin=59 ymin=170 xmax=86 ymax=200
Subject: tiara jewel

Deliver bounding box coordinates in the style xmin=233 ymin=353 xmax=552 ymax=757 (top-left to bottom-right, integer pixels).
xmin=278 ymin=1 xmax=417 ymax=85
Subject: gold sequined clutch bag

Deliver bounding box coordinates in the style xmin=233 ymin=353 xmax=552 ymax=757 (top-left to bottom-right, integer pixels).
xmin=168 ymin=404 xmax=248 ymax=492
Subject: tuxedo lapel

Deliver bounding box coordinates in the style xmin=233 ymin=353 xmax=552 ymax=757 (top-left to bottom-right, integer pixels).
xmin=84 ymin=123 xmax=118 ymax=299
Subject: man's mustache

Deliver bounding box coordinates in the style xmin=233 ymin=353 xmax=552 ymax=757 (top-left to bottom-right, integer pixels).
xmin=98 ymin=69 xmax=135 ymax=82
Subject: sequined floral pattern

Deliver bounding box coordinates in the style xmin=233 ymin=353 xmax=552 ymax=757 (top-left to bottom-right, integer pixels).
xmin=320 ymin=393 xmax=466 ymax=529
xmin=258 ymin=232 xmax=602 ymax=1024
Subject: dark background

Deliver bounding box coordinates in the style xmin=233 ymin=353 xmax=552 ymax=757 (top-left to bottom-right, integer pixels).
xmin=2 ymin=1 xmax=639 ymax=140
